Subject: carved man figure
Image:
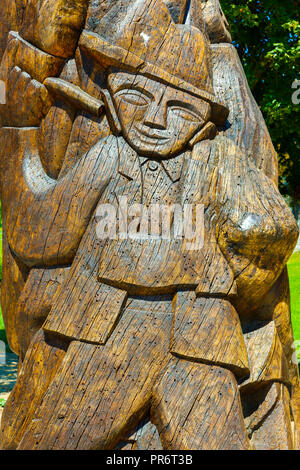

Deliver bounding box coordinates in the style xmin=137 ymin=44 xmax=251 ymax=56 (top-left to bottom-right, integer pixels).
xmin=0 ymin=0 xmax=299 ymax=450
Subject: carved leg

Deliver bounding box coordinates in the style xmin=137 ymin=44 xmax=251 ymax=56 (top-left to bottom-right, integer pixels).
xmin=118 ymin=419 xmax=164 ymax=450
xmin=18 ymin=299 xmax=173 ymax=450
xmin=241 ymin=318 xmax=295 ymax=448
xmin=151 ymin=358 xmax=251 ymax=450
xmin=0 ymin=329 xmax=67 ymax=449
xmin=0 ymin=232 xmax=29 ymax=356
xmin=241 ymin=382 xmax=294 ymax=450
xmin=14 ymin=267 xmax=69 ymax=359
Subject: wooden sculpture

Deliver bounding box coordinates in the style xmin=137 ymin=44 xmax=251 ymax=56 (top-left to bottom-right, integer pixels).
xmin=0 ymin=0 xmax=299 ymax=450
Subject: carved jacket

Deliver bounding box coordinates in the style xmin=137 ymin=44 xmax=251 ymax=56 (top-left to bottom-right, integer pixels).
xmin=0 ymin=126 xmax=297 ymax=380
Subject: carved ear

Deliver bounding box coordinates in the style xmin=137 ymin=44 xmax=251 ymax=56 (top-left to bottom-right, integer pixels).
xmin=188 ymin=122 xmax=217 ymax=148
xmin=100 ymin=89 xmax=122 ymax=136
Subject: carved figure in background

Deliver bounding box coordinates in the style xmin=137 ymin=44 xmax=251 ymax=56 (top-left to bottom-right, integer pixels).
xmin=0 ymin=0 xmax=299 ymax=450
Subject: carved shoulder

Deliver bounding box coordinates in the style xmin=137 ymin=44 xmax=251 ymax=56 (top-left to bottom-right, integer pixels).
xmin=191 ymin=136 xmax=298 ymax=315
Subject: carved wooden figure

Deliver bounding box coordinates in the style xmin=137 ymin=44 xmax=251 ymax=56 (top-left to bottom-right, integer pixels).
xmin=0 ymin=0 xmax=299 ymax=450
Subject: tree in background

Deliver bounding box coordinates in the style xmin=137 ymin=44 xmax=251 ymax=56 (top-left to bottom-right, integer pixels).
xmin=220 ymin=0 xmax=300 ymax=211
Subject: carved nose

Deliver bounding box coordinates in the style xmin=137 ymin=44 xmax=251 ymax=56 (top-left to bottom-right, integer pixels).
xmin=144 ymin=103 xmax=167 ymax=130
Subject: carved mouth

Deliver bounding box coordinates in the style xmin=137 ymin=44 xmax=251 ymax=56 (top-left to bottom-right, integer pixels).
xmin=133 ymin=126 xmax=170 ymax=145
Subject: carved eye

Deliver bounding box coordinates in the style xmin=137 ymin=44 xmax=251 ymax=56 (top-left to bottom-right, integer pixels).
xmin=170 ymin=106 xmax=201 ymax=123
xmin=116 ymin=90 xmax=149 ymax=107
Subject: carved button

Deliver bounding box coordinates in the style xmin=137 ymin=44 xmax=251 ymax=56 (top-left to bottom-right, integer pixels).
xmin=148 ymin=161 xmax=159 ymax=171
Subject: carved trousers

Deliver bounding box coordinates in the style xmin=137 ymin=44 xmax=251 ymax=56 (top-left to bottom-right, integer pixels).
xmin=1 ymin=297 xmax=251 ymax=450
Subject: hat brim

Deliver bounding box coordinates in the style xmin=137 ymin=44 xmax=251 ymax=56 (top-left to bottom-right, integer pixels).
xmin=79 ymin=30 xmax=229 ymax=126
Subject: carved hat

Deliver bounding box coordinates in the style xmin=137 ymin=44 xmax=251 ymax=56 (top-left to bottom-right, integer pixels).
xmin=80 ymin=0 xmax=228 ymax=125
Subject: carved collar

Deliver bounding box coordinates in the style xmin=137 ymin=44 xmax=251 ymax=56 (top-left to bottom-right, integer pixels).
xmin=117 ymin=137 xmax=188 ymax=183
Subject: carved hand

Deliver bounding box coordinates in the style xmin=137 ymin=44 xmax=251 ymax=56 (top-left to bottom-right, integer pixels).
xmin=1 ymin=65 xmax=52 ymax=127
xmin=0 ymin=38 xmax=52 ymax=127
xmin=20 ymin=0 xmax=90 ymax=58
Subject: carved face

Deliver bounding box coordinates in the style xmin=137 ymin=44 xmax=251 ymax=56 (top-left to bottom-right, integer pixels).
xmin=108 ymin=72 xmax=211 ymax=158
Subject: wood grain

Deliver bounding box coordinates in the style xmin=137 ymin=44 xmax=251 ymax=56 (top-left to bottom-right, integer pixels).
xmin=0 ymin=0 xmax=299 ymax=450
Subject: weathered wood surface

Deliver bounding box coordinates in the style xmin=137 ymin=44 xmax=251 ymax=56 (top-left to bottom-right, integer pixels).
xmin=0 ymin=0 xmax=299 ymax=450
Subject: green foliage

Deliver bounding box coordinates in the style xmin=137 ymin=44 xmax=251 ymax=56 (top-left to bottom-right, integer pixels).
xmin=0 ymin=201 xmax=2 ymax=283
xmin=0 ymin=201 xmax=4 ymax=346
xmin=288 ymin=252 xmax=300 ymax=345
xmin=220 ymin=0 xmax=300 ymax=203
xmin=0 ymin=398 xmax=6 ymax=408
